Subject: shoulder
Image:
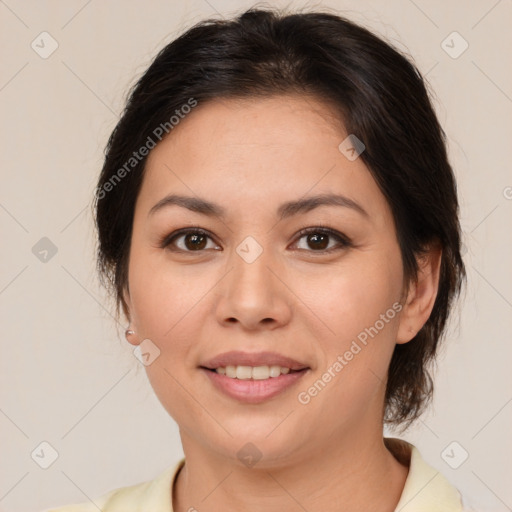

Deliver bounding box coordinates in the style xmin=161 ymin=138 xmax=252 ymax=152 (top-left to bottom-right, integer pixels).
xmin=41 ymin=487 xmax=118 ymax=512
xmin=42 ymin=458 xmax=185 ymax=512
xmin=42 ymin=481 xmax=155 ymax=512
xmin=385 ymin=437 xmax=465 ymax=512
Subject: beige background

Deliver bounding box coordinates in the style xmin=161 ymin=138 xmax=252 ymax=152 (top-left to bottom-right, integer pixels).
xmin=1 ymin=1 xmax=511 ymax=511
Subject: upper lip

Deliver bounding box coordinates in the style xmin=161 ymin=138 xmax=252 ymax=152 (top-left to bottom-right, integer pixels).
xmin=201 ymin=351 xmax=309 ymax=371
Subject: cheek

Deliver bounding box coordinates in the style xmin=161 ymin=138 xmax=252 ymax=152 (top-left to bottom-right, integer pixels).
xmin=128 ymin=245 xmax=209 ymax=338
xmin=296 ymin=262 xmax=402 ymax=417
xmin=305 ymin=256 xmax=402 ymax=342
xmin=301 ymin=255 xmax=403 ymax=410
xmin=127 ymin=250 xmax=212 ymax=420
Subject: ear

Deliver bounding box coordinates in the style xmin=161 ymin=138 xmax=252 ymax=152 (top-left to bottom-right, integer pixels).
xmin=396 ymin=244 xmax=443 ymax=344
xmin=122 ymin=287 xmax=139 ymax=347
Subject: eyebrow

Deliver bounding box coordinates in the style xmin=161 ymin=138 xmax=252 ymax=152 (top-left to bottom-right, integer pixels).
xmin=148 ymin=193 xmax=369 ymax=220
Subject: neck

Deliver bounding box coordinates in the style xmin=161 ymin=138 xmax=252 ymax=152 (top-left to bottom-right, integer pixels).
xmin=172 ymin=431 xmax=409 ymax=512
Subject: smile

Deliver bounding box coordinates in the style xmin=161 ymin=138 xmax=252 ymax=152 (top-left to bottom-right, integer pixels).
xmin=214 ymin=365 xmax=295 ymax=380
xmin=201 ymin=366 xmax=309 ymax=404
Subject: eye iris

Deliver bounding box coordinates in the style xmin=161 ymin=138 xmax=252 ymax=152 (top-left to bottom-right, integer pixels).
xmin=185 ymin=233 xmax=207 ymax=250
xmin=176 ymin=230 xmax=337 ymax=251
xmin=308 ymin=232 xmax=329 ymax=250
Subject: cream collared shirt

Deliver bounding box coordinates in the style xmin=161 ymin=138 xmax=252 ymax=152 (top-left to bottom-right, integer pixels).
xmin=44 ymin=438 xmax=469 ymax=511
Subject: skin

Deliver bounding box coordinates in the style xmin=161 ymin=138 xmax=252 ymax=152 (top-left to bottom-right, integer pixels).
xmin=123 ymin=95 xmax=442 ymax=512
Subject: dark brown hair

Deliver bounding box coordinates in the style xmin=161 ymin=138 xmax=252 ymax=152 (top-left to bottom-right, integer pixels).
xmin=94 ymin=7 xmax=466 ymax=428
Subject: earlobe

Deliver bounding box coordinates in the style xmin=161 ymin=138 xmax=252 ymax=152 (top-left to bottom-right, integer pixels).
xmin=122 ymin=287 xmax=139 ymax=346
xmin=396 ymin=245 xmax=442 ymax=345
xmin=125 ymin=328 xmax=139 ymax=346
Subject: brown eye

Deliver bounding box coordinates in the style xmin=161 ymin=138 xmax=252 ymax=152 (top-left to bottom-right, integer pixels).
xmin=305 ymin=232 xmax=329 ymax=250
xmin=160 ymin=226 xmax=350 ymax=254
xmin=160 ymin=228 xmax=220 ymax=252
xmin=294 ymin=227 xmax=351 ymax=253
xmin=183 ymin=232 xmax=208 ymax=250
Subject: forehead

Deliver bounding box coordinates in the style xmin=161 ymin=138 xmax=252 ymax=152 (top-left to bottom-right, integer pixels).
xmin=137 ymin=95 xmax=392 ymax=226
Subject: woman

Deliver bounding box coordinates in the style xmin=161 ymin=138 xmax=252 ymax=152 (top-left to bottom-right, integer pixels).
xmin=47 ymin=6 xmax=469 ymax=511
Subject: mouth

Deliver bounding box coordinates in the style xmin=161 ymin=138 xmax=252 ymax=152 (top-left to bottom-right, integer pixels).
xmin=200 ymin=365 xmax=306 ymax=380
xmin=199 ymin=365 xmax=310 ymax=404
xmin=201 ymin=350 xmax=309 ymax=372
xmin=199 ymin=350 xmax=310 ymax=403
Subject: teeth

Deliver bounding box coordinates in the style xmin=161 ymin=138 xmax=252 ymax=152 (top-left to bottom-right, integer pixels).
xmin=215 ymin=365 xmax=294 ymax=380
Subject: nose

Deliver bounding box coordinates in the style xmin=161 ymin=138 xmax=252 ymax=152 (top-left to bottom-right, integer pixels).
xmin=215 ymin=247 xmax=292 ymax=331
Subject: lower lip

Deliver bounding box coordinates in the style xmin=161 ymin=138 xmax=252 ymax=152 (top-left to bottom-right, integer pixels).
xmin=201 ymin=368 xmax=309 ymax=404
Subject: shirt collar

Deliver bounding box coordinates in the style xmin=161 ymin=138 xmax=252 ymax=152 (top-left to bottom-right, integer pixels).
xmin=386 ymin=437 xmax=463 ymax=511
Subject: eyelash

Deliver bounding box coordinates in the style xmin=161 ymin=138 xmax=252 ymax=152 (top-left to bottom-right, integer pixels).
xmin=158 ymin=225 xmax=352 ymax=254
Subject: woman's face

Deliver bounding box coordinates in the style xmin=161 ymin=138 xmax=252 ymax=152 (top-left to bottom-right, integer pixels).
xmin=124 ymin=95 xmax=413 ymax=465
